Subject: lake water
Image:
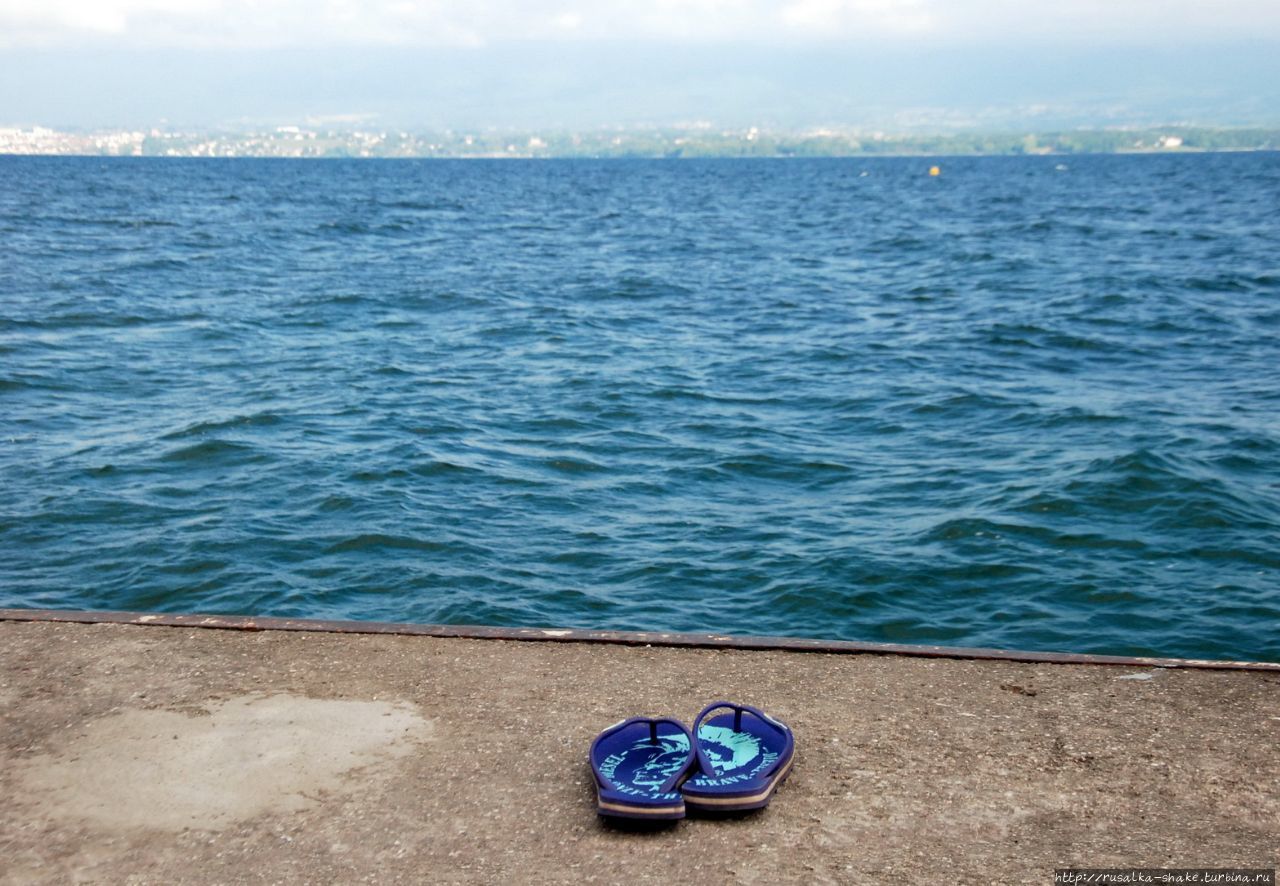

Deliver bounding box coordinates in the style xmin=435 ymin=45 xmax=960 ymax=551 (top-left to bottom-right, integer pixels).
xmin=2 ymin=154 xmax=1278 ymax=661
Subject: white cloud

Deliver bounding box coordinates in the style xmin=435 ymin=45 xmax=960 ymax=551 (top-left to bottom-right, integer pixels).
xmin=0 ymin=0 xmax=1277 ymax=48
xmin=781 ymin=0 xmax=934 ymax=35
xmin=1 ymin=0 xmax=217 ymax=36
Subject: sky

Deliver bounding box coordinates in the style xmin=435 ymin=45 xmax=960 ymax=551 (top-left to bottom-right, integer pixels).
xmin=2 ymin=0 xmax=1279 ymax=129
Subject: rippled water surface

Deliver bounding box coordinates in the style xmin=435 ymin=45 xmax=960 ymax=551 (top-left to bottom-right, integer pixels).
xmin=2 ymin=154 xmax=1278 ymax=660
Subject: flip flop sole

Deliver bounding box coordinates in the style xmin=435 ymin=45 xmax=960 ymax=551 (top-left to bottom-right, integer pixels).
xmin=682 ymin=751 xmax=794 ymax=812
xmin=595 ymin=795 xmax=687 ymax=820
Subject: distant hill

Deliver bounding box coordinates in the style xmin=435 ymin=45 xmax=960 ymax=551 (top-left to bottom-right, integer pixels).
xmin=3 ymin=43 xmax=1280 ymax=133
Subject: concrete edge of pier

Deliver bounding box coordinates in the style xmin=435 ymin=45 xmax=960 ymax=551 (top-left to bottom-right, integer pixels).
xmin=3 ymin=606 xmax=1277 ymax=671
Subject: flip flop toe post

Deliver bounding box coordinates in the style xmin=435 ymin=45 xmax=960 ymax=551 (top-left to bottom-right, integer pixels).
xmin=589 ymin=717 xmax=695 ymax=820
xmin=682 ymin=701 xmax=795 ymax=813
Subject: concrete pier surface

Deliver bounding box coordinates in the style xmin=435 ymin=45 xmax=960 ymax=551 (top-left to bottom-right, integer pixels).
xmin=1 ymin=617 xmax=1277 ymax=885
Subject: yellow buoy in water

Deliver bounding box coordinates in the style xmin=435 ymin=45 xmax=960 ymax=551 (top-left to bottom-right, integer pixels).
xmin=929 ymin=165 xmax=941 ymax=177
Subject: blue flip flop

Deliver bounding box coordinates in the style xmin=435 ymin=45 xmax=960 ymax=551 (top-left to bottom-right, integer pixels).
xmin=589 ymin=716 xmax=696 ymax=820
xmin=681 ymin=701 xmax=795 ymax=813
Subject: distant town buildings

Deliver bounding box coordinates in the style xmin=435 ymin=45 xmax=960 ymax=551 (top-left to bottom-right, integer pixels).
xmin=0 ymin=126 xmax=1273 ymax=159
xmin=0 ymin=126 xmax=146 ymax=155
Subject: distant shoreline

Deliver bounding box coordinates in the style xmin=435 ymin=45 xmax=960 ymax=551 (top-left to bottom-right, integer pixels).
xmin=3 ymin=125 xmax=1278 ymax=159
xmin=4 ymin=147 xmax=1279 ymax=161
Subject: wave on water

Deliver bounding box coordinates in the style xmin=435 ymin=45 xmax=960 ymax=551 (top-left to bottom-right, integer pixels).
xmin=1 ymin=153 xmax=1278 ymax=661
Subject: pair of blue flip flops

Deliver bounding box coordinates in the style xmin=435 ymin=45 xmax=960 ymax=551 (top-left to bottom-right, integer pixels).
xmin=589 ymin=700 xmax=795 ymax=821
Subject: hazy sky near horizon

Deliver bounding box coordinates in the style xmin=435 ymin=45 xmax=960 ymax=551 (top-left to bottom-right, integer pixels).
xmin=3 ymin=1 xmax=1279 ymax=129
xmin=5 ymin=0 xmax=1280 ymax=48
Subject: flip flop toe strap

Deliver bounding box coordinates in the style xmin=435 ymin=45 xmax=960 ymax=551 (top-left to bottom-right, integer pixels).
xmin=691 ymin=700 xmax=793 ymax=780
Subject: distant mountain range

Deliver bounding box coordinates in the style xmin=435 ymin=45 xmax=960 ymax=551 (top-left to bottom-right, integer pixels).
xmin=3 ymin=42 xmax=1279 ymax=133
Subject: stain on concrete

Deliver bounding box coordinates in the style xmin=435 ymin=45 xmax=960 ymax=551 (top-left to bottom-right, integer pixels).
xmin=16 ymin=694 xmax=429 ymax=831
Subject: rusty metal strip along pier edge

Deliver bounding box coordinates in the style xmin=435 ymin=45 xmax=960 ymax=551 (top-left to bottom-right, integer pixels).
xmin=2 ymin=607 xmax=1277 ymax=671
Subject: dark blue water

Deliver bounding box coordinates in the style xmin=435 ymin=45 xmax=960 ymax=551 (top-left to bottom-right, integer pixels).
xmin=2 ymin=154 xmax=1278 ymax=660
